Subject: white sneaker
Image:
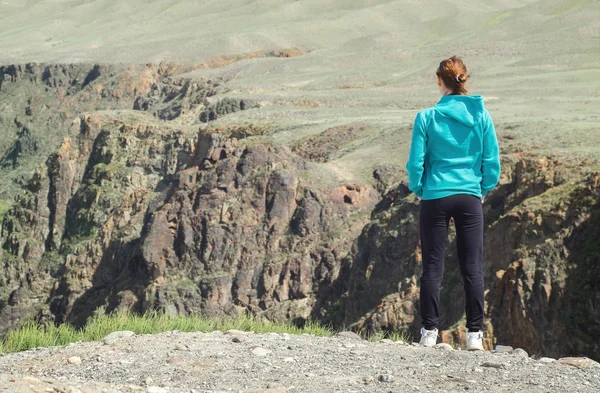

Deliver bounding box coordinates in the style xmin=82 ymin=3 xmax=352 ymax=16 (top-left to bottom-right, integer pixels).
xmin=466 ymin=331 xmax=484 ymax=351
xmin=419 ymin=327 xmax=438 ymax=347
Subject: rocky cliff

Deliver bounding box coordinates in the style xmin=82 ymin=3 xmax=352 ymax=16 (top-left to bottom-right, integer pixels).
xmin=332 ymin=155 xmax=599 ymax=360
xmin=0 ymin=63 xmax=598 ymax=362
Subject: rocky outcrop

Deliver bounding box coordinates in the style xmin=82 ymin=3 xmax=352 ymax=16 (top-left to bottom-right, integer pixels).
xmin=199 ymin=98 xmax=259 ymax=123
xmin=133 ymin=76 xmax=221 ymax=121
xmin=0 ymin=114 xmax=380 ymax=333
xmin=0 ymin=63 xmax=166 ymax=199
xmin=291 ymin=123 xmax=371 ymax=163
xmin=486 ymin=169 xmax=600 ymax=360
xmin=326 ymin=182 xmax=421 ymax=333
xmin=0 ymin=112 xmax=197 ymax=330
xmin=330 ymin=155 xmax=599 ymax=360
xmin=0 ymin=63 xmax=598 ymax=362
xmin=94 ymin=135 xmax=377 ymax=323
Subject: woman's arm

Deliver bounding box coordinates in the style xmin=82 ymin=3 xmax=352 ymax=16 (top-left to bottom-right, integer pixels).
xmin=480 ymin=110 xmax=501 ymax=196
xmin=406 ymin=111 xmax=428 ymax=197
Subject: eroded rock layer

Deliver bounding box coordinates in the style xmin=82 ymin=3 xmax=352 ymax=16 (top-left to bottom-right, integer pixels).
xmin=0 ymin=64 xmax=598 ymax=362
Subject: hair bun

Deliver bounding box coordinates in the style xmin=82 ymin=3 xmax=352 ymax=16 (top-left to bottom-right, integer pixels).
xmin=436 ymin=56 xmax=469 ymax=94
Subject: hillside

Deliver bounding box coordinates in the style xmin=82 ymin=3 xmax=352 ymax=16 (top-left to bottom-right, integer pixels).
xmin=0 ymin=0 xmax=599 ymax=362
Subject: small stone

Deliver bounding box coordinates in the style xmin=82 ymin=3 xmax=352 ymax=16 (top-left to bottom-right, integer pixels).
xmin=146 ymin=387 xmax=169 ymax=393
xmin=379 ymin=339 xmax=393 ymax=344
xmin=494 ymin=345 xmax=513 ymax=353
xmin=473 ymin=367 xmax=484 ymax=373
xmin=265 ymin=383 xmax=283 ymax=390
xmin=145 ymin=377 xmax=154 ymax=385
xmin=337 ymin=331 xmax=362 ymax=340
xmin=166 ymin=356 xmax=184 ymax=364
xmin=363 ymin=376 xmax=375 ymax=384
xmin=539 ymin=357 xmax=556 ymax=364
xmin=232 ymin=337 xmax=243 ymax=343
xmin=513 ymin=348 xmax=528 ymax=359
xmin=175 ymin=343 xmax=188 ymax=351
xmin=558 ymin=357 xmax=599 ymax=369
xmin=67 ymin=356 xmax=82 ymax=365
xmin=209 ymin=147 xmax=225 ymax=162
xmin=283 ymin=357 xmax=295 ymax=362
xmin=102 ymin=330 xmax=135 ymax=345
xmin=481 ymin=361 xmax=506 ymax=369
xmin=251 ymin=346 xmax=272 ymax=356
xmin=342 ymin=343 xmax=356 ymax=349
xmin=434 ymin=343 xmax=454 ymax=351
xmin=378 ymin=374 xmax=394 ymax=382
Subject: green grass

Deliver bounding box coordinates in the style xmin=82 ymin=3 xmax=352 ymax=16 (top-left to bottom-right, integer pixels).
xmin=0 ymin=312 xmax=412 ymax=354
xmin=0 ymin=199 xmax=11 ymax=223
xmin=0 ymin=312 xmax=334 ymax=354
xmin=358 ymin=329 xmax=412 ymax=344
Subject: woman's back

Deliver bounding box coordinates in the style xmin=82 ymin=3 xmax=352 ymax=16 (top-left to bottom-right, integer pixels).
xmin=407 ymin=94 xmax=499 ymax=200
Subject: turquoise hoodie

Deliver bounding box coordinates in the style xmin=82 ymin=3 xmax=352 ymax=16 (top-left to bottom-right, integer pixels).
xmin=406 ymin=95 xmax=500 ymax=200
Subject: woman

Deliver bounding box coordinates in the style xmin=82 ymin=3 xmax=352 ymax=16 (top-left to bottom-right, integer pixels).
xmin=406 ymin=56 xmax=501 ymax=350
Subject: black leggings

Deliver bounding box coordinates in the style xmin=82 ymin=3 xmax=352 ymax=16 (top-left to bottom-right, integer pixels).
xmin=419 ymin=194 xmax=484 ymax=332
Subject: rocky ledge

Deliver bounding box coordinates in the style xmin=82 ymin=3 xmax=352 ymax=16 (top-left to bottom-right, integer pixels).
xmin=0 ymin=330 xmax=598 ymax=393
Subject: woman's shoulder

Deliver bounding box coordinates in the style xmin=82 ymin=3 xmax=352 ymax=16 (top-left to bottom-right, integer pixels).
xmin=416 ymin=106 xmax=436 ymax=119
xmin=414 ymin=106 xmax=437 ymax=128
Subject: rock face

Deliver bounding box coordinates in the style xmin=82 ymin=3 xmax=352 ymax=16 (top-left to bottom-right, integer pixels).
xmin=0 ymin=107 xmax=379 ymax=333
xmin=0 ymin=112 xmax=198 ymax=330
xmin=330 ymin=155 xmax=600 ymax=360
xmin=0 ymin=63 xmax=598 ymax=362
xmin=291 ymin=123 xmax=372 ymax=163
xmin=0 ymin=63 xmax=165 ymax=199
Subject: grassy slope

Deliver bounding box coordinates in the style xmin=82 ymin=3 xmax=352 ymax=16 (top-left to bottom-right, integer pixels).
xmin=0 ymin=1 xmax=598 ymax=190
xmin=0 ymin=2 xmax=597 ymax=185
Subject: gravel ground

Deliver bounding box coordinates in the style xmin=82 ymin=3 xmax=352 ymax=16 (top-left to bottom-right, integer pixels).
xmin=0 ymin=330 xmax=598 ymax=393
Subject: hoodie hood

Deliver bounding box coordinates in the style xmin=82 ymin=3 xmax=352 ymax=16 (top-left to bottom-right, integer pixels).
xmin=435 ymin=95 xmax=485 ymax=128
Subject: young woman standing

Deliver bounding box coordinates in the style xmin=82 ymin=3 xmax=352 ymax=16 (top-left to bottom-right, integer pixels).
xmin=406 ymin=56 xmax=501 ymax=350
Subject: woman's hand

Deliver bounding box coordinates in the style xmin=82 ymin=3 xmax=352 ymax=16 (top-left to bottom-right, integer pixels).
xmin=481 ymin=196 xmax=485 ymax=204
